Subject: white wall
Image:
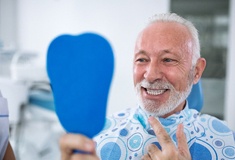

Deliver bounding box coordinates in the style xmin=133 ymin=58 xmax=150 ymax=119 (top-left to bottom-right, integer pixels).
xmin=0 ymin=0 xmax=17 ymax=49
xmin=16 ymin=0 xmax=170 ymax=115
xmin=224 ymin=0 xmax=235 ymax=130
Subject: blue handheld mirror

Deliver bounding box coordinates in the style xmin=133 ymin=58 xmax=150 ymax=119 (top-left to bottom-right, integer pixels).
xmin=47 ymin=33 xmax=114 ymax=138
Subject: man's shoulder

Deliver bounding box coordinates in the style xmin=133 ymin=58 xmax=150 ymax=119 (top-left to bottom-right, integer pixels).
xmin=199 ymin=112 xmax=231 ymax=129
xmin=195 ymin=111 xmax=235 ymax=140
xmin=187 ymin=108 xmax=230 ymax=128
xmin=185 ymin=109 xmax=235 ymax=159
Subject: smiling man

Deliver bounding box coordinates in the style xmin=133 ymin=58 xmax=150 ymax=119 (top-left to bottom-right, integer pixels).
xmin=59 ymin=13 xmax=235 ymax=160
xmin=133 ymin=20 xmax=198 ymax=118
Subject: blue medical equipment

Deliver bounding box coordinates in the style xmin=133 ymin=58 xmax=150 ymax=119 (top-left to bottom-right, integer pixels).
xmin=47 ymin=33 xmax=114 ymax=138
xmin=187 ymin=80 xmax=204 ymax=111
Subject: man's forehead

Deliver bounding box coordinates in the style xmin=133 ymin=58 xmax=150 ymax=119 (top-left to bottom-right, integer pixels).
xmin=136 ymin=23 xmax=193 ymax=49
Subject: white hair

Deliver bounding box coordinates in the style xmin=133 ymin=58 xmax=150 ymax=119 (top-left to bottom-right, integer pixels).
xmin=148 ymin=13 xmax=200 ymax=65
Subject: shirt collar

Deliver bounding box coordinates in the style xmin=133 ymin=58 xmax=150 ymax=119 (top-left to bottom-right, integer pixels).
xmin=136 ymin=101 xmax=195 ymax=130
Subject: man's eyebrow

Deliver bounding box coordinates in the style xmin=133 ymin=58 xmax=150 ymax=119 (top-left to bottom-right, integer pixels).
xmin=135 ymin=49 xmax=174 ymax=55
xmin=162 ymin=49 xmax=172 ymax=54
xmin=135 ymin=50 xmax=147 ymax=55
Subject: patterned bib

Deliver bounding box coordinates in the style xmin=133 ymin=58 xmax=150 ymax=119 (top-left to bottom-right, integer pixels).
xmin=94 ymin=104 xmax=235 ymax=160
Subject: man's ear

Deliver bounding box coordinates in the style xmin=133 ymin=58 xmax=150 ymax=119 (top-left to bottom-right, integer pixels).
xmin=193 ymin=57 xmax=206 ymax=84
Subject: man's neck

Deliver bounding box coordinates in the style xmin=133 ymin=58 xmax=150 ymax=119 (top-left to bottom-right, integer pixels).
xmin=161 ymin=100 xmax=187 ymax=118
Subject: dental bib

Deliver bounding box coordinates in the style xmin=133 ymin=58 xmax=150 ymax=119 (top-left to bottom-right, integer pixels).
xmin=94 ymin=104 xmax=235 ymax=160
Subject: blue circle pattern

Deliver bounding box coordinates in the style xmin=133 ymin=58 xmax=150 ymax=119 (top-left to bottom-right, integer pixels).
xmin=212 ymin=119 xmax=231 ymax=133
xmin=223 ymin=146 xmax=235 ymax=159
xmin=120 ymin=128 xmax=128 ymax=137
xmin=215 ymin=140 xmax=222 ymax=146
xmin=100 ymin=142 xmax=121 ymax=160
xmin=94 ymin=106 xmax=235 ymax=159
xmin=127 ymin=133 xmax=143 ymax=151
xmin=213 ymin=138 xmax=225 ymax=149
xmin=225 ymin=148 xmax=234 ymax=156
xmin=190 ymin=142 xmax=212 ymax=159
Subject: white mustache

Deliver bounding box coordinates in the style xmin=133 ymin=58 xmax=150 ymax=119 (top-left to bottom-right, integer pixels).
xmin=139 ymin=79 xmax=174 ymax=90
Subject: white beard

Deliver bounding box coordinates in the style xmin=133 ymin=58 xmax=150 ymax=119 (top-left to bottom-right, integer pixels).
xmin=135 ymin=71 xmax=194 ymax=117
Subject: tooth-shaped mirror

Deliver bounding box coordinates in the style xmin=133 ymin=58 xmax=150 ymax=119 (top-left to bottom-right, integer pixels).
xmin=47 ymin=33 xmax=114 ymax=138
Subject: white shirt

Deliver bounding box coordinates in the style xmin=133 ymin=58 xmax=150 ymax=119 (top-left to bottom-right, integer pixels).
xmin=0 ymin=91 xmax=9 ymax=160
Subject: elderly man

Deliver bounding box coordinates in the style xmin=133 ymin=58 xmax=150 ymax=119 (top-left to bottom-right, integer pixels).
xmin=59 ymin=13 xmax=235 ymax=160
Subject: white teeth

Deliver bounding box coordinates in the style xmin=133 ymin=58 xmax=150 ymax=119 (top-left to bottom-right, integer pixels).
xmin=146 ymin=89 xmax=165 ymax=95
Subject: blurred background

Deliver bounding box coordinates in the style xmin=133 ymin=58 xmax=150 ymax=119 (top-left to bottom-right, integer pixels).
xmin=0 ymin=0 xmax=234 ymax=159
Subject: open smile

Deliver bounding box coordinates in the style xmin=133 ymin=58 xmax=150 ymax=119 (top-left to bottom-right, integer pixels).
xmin=142 ymin=87 xmax=169 ymax=96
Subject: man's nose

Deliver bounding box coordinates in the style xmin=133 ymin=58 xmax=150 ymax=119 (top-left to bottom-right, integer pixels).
xmin=144 ymin=63 xmax=162 ymax=83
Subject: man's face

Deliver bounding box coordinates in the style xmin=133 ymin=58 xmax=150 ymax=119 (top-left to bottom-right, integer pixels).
xmin=133 ymin=22 xmax=195 ymax=117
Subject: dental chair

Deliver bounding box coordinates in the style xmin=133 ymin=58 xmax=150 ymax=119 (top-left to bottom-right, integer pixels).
xmin=187 ymin=81 xmax=204 ymax=111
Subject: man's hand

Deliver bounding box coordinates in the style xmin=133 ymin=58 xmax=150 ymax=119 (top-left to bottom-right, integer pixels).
xmin=59 ymin=133 xmax=99 ymax=160
xmin=141 ymin=117 xmax=191 ymax=160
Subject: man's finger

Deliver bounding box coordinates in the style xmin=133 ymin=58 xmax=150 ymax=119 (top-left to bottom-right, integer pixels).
xmin=148 ymin=116 xmax=175 ymax=149
xmin=60 ymin=133 xmax=95 ymax=153
xmin=141 ymin=154 xmax=152 ymax=160
xmin=176 ymin=124 xmax=191 ymax=158
xmin=70 ymin=153 xmax=99 ymax=160
xmin=147 ymin=143 xmax=161 ymax=159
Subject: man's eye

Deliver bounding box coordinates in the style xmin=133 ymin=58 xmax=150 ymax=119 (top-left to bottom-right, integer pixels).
xmin=163 ymin=58 xmax=174 ymax=62
xmin=136 ymin=58 xmax=147 ymax=62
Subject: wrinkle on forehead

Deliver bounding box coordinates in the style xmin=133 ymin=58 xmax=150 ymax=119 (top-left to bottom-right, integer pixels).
xmin=135 ymin=21 xmax=194 ymax=61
